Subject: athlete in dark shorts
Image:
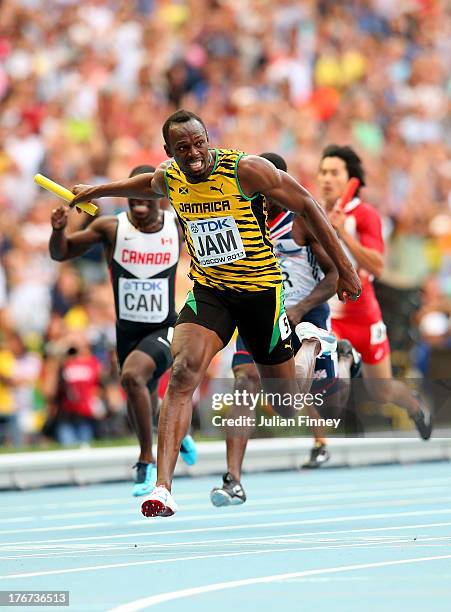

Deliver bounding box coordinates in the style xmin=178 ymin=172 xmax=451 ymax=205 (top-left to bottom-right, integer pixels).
xmin=49 ymin=165 xmax=196 ymax=497
xmin=70 ymin=109 xmax=361 ymax=517
xmin=210 ymin=153 xmax=360 ymax=506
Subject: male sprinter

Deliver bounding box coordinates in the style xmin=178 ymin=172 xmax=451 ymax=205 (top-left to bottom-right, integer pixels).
xmin=319 ymin=145 xmax=432 ymax=439
xmin=70 ymin=110 xmax=361 ymax=517
xmin=49 ymin=165 xmax=196 ymax=497
xmin=211 ymin=153 xmax=360 ymax=506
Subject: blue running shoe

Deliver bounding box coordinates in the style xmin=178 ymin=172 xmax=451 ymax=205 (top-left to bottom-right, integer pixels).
xmin=180 ymin=434 xmax=197 ymax=466
xmin=132 ymin=462 xmax=157 ymax=497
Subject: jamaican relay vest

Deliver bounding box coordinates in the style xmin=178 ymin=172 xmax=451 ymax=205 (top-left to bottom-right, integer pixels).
xmin=164 ymin=149 xmax=281 ymax=292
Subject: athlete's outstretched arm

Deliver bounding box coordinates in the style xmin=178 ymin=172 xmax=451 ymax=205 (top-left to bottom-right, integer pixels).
xmin=70 ymin=166 xmax=168 ymax=208
xmin=237 ymin=156 xmax=361 ymax=301
xmin=49 ymin=206 xmax=110 ymax=261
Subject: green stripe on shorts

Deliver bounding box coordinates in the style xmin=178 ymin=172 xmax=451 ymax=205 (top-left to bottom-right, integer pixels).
xmin=185 ymin=290 xmax=197 ymax=315
xmin=269 ymin=284 xmax=285 ymax=353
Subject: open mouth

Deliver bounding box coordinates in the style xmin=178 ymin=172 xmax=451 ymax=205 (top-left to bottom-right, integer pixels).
xmin=188 ymin=159 xmax=203 ymax=172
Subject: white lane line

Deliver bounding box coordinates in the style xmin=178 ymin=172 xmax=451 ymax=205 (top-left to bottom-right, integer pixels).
xmin=0 ymin=493 xmax=202 ymax=515
xmin=1 ymin=474 xmax=451 ymax=516
xmin=3 ymin=487 xmax=450 ymax=525
xmin=5 ymin=542 xmax=451 ymax=581
xmin=107 ymin=554 xmax=451 ymax=611
xmin=3 ymin=535 xmax=451 ymax=560
xmin=3 ymin=494 xmax=451 ymax=537
xmin=4 ymin=532 xmax=450 ymax=556
xmin=0 ymin=522 xmax=114 ymax=536
xmin=5 ymin=484 xmax=451 ymax=523
xmin=0 ymin=526 xmax=449 ymax=554
xmin=0 ymin=517 xmax=34 ymax=525
xmin=0 ymin=546 xmax=368 ymax=579
xmin=0 ymin=539 xmax=441 ymax=561
xmin=3 ymin=511 xmax=451 ymax=547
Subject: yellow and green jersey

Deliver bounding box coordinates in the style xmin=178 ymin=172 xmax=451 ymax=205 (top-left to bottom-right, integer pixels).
xmin=164 ymin=149 xmax=281 ymax=292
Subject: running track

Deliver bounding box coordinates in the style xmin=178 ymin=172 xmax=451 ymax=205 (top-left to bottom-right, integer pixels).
xmin=1 ymin=463 xmax=451 ymax=611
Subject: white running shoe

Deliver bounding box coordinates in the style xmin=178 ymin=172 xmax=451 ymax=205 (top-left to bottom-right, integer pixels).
xmin=295 ymin=322 xmax=337 ymax=357
xmin=141 ymin=485 xmax=178 ymax=518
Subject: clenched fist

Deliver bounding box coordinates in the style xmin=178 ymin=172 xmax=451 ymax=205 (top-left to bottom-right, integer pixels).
xmin=337 ymin=267 xmax=362 ymax=302
xmin=51 ymin=205 xmax=68 ymax=230
xmin=70 ymin=184 xmax=94 ymax=209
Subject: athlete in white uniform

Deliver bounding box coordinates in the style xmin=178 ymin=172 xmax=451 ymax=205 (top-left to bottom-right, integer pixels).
xmin=49 ymin=165 xmax=197 ymax=497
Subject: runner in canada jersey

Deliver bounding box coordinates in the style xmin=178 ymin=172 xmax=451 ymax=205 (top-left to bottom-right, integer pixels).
xmin=111 ymin=208 xmax=178 ymax=328
xmin=49 ymin=164 xmax=197 ymax=498
xmin=319 ymin=144 xmax=432 ymax=441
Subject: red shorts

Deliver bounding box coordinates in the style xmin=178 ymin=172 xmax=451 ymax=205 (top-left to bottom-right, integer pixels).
xmin=332 ymin=318 xmax=390 ymax=365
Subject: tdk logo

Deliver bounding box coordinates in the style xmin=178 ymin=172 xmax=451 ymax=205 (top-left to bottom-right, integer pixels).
xmin=124 ymin=280 xmax=163 ymax=291
xmin=193 ymin=219 xmax=231 ymax=233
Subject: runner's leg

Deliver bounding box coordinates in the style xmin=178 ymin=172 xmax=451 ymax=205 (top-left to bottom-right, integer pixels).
xmin=121 ymin=350 xmax=156 ymax=464
xmin=156 ymin=323 xmax=224 ymax=490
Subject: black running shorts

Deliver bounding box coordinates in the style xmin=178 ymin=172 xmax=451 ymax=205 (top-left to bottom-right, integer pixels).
xmin=116 ymin=325 xmax=174 ymax=391
xmin=176 ymin=282 xmax=293 ymax=365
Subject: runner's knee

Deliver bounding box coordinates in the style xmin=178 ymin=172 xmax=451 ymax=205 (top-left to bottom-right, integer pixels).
xmin=121 ymin=369 xmax=151 ymax=392
xmin=234 ymin=365 xmax=260 ymax=394
xmin=168 ymin=354 xmax=202 ymax=393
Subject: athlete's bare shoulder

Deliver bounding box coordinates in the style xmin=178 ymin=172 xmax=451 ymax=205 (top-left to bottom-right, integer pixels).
xmin=238 ymin=154 xmax=278 ymax=178
xmin=237 ymin=155 xmax=281 ymax=198
xmin=152 ymin=159 xmax=173 ymax=196
xmin=158 ymin=159 xmax=174 ymax=171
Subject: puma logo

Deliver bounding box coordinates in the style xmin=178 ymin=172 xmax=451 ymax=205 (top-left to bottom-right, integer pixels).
xmin=209 ymin=183 xmax=224 ymax=195
xmin=284 ymin=343 xmax=292 ymax=349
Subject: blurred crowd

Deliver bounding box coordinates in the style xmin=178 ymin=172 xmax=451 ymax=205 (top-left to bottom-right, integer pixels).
xmin=0 ymin=0 xmax=450 ymax=446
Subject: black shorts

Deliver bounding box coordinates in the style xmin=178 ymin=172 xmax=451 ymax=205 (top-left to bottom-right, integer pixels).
xmin=232 ymin=304 xmax=339 ymax=397
xmin=176 ymin=282 xmax=293 ymax=365
xmin=116 ymin=324 xmax=174 ymax=392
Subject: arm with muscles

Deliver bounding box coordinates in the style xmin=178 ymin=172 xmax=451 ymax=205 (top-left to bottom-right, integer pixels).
xmin=49 ymin=206 xmax=112 ymax=262
xmin=238 ymin=156 xmax=361 ymax=301
xmin=328 ymin=207 xmax=383 ymax=278
xmin=70 ymin=165 xmax=168 ymax=206
xmin=286 ymin=220 xmax=339 ymax=327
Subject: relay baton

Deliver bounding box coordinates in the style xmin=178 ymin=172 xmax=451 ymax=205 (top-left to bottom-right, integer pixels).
xmin=34 ymin=174 xmax=98 ymax=216
xmin=338 ymin=177 xmax=360 ymax=210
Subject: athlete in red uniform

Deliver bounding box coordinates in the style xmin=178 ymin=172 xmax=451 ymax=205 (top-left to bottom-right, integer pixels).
xmin=318 ymin=145 xmax=432 ymax=440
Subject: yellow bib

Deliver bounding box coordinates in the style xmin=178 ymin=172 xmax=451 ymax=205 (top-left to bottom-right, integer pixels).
xmin=165 ymin=149 xmax=281 ymax=291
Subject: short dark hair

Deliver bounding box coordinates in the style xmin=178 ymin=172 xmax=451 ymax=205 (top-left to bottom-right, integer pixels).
xmin=259 ymin=152 xmax=287 ymax=172
xmin=321 ymin=144 xmax=366 ymax=191
xmin=162 ymin=109 xmax=207 ymax=145
xmin=128 ymin=164 xmax=155 ymax=178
